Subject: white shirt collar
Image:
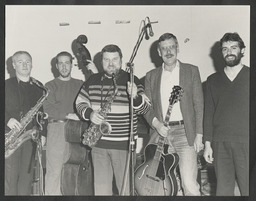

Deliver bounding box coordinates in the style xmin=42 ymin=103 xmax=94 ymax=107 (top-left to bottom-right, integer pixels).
xmin=162 ymin=60 xmax=180 ymax=73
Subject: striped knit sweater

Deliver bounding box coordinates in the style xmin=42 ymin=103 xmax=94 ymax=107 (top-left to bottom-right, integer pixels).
xmin=76 ymin=69 xmax=150 ymax=150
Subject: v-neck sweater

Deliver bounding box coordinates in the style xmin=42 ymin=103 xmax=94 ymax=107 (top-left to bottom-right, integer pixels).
xmin=204 ymin=66 xmax=249 ymax=143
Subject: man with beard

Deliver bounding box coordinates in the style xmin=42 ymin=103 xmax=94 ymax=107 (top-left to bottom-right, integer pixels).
xmin=43 ymin=51 xmax=98 ymax=195
xmin=75 ymin=44 xmax=151 ymax=195
xmin=143 ymin=33 xmax=204 ymax=196
xmin=203 ymin=32 xmax=249 ymax=195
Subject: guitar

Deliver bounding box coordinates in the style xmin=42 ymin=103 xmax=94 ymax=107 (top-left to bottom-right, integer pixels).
xmin=134 ymin=85 xmax=183 ymax=196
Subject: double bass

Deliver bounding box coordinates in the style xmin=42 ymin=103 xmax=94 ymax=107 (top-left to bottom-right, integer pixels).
xmin=60 ymin=35 xmax=94 ymax=195
xmin=72 ymin=34 xmax=93 ymax=80
xmin=134 ymin=86 xmax=183 ymax=196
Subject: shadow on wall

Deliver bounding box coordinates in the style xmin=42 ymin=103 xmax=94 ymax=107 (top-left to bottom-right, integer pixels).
xmin=50 ymin=57 xmax=59 ymax=78
xmin=149 ymin=40 xmax=163 ymax=68
xmin=6 ymin=57 xmax=15 ymax=78
xmin=202 ymin=41 xmax=226 ymax=93
xmin=209 ymin=41 xmax=226 ymax=73
xmin=92 ymin=52 xmax=103 ymax=73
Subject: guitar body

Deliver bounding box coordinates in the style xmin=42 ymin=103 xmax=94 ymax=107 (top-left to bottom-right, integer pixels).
xmin=135 ymin=143 xmax=179 ymax=196
xmin=135 ymin=85 xmax=183 ymax=196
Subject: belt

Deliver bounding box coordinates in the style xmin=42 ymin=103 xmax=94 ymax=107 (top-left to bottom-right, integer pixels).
xmin=49 ymin=119 xmax=67 ymax=123
xmin=168 ymin=120 xmax=184 ymax=126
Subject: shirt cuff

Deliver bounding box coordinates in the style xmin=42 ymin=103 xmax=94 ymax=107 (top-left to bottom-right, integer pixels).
xmin=133 ymin=94 xmax=143 ymax=109
xmin=83 ymin=107 xmax=93 ymax=120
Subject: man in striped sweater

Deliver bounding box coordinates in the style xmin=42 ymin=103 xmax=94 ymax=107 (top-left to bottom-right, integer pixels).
xmin=75 ymin=44 xmax=150 ymax=195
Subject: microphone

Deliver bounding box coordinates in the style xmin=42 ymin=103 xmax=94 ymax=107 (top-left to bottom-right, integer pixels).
xmin=147 ymin=17 xmax=154 ymax=37
xmin=144 ymin=21 xmax=149 ymax=40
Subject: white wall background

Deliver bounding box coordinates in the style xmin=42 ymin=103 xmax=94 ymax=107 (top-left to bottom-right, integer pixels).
xmin=5 ymin=5 xmax=250 ymax=84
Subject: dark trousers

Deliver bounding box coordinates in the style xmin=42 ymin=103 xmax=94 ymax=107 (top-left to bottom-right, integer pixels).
xmin=213 ymin=141 xmax=249 ymax=196
xmin=5 ymin=140 xmax=35 ymax=195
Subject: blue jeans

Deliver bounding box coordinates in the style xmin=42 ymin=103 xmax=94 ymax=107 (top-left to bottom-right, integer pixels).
xmin=166 ymin=124 xmax=200 ymax=196
xmin=91 ymin=147 xmax=134 ymax=195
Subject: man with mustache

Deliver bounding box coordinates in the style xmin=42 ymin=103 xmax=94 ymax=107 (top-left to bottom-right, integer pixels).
xmin=43 ymin=51 xmax=98 ymax=195
xmin=144 ymin=33 xmax=204 ymax=195
xmin=75 ymin=44 xmax=151 ymax=195
xmin=203 ymin=32 xmax=249 ymax=195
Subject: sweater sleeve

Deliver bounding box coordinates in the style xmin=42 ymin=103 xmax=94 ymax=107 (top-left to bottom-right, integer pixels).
xmin=75 ymin=80 xmax=93 ymax=121
xmin=143 ymin=72 xmax=157 ymax=128
xmin=203 ymin=77 xmax=215 ymax=142
xmin=132 ymin=75 xmax=151 ymax=115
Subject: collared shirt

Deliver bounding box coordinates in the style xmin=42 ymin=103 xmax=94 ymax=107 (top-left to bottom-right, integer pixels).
xmin=160 ymin=61 xmax=183 ymax=121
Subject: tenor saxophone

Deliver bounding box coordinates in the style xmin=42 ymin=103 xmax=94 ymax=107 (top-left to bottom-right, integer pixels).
xmin=82 ymin=73 xmax=119 ymax=147
xmin=5 ymin=78 xmax=49 ymax=158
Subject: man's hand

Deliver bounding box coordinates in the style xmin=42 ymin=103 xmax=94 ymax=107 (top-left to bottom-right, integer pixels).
xmin=86 ymin=60 xmax=98 ymax=74
xmin=203 ymin=141 xmax=214 ymax=163
xmin=41 ymin=136 xmax=46 ymax=147
xmin=7 ymin=118 xmax=22 ymax=130
xmin=194 ymin=133 xmax=204 ymax=153
xmin=127 ymin=81 xmax=138 ymax=99
xmin=66 ymin=113 xmax=80 ymax=121
xmin=90 ymin=110 xmax=104 ymax=125
xmin=152 ymin=118 xmax=169 ymax=137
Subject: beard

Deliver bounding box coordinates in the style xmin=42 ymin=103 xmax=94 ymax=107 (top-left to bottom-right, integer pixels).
xmin=59 ymin=71 xmax=71 ymax=78
xmin=224 ymin=53 xmax=243 ymax=67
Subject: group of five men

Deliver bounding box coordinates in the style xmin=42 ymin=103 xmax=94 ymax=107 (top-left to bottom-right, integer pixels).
xmin=5 ymin=32 xmax=249 ymax=196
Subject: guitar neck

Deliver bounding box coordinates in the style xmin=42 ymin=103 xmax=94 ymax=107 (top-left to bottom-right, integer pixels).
xmin=153 ymin=86 xmax=182 ymax=160
xmin=154 ymin=105 xmax=174 ymax=160
xmin=164 ymin=104 xmax=173 ymax=127
xmin=153 ymin=135 xmax=166 ymax=161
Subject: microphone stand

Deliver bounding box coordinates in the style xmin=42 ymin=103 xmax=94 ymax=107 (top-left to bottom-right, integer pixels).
xmin=121 ymin=19 xmax=151 ymax=196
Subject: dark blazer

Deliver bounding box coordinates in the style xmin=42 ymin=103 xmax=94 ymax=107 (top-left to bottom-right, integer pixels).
xmin=144 ymin=61 xmax=204 ymax=146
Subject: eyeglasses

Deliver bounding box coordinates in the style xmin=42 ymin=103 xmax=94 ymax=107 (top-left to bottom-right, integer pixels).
xmin=160 ymin=45 xmax=177 ymax=52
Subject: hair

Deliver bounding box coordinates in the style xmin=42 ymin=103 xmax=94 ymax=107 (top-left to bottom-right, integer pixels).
xmin=158 ymin=33 xmax=179 ymax=47
xmin=56 ymin=51 xmax=73 ymax=63
xmin=101 ymin=44 xmax=123 ymax=59
xmin=220 ymin=32 xmax=246 ymax=49
xmin=12 ymin=51 xmax=32 ymax=62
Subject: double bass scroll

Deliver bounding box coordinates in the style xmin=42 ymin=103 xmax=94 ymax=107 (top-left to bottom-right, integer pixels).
xmin=72 ymin=34 xmax=93 ymax=80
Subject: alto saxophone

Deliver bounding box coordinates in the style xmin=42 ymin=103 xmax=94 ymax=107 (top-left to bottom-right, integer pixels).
xmin=5 ymin=78 xmax=49 ymax=158
xmin=82 ymin=73 xmax=119 ymax=147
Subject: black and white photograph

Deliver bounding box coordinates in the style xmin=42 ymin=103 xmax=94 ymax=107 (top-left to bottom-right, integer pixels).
xmin=2 ymin=1 xmax=255 ymax=200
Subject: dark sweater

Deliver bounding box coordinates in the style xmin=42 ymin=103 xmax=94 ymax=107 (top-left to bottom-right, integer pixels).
xmin=203 ymin=66 xmax=249 ymax=143
xmin=5 ymin=77 xmax=47 ymax=136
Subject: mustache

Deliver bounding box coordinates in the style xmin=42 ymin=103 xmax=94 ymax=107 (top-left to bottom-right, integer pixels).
xmin=165 ymin=54 xmax=174 ymax=57
xmin=225 ymin=54 xmax=237 ymax=59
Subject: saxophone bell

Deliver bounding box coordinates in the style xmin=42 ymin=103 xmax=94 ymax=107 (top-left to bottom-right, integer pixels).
xmin=99 ymin=121 xmax=112 ymax=136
